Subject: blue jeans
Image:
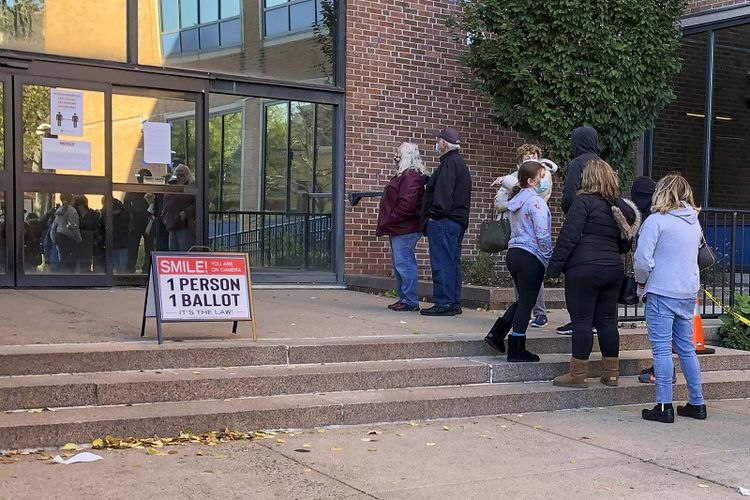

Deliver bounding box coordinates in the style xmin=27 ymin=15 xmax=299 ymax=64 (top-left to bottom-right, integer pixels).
xmin=645 ymin=293 xmax=705 ymax=405
xmin=390 ymin=232 xmax=421 ymax=306
xmin=426 ymin=219 xmax=465 ymax=307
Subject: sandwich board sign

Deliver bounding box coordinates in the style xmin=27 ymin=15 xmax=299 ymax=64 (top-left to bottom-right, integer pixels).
xmin=141 ymin=252 xmax=256 ymax=344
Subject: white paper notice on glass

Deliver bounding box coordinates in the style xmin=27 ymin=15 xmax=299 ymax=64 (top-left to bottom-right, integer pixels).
xmin=143 ymin=122 xmax=172 ymax=164
xmin=41 ymin=138 xmax=92 ymax=171
xmin=50 ymin=89 xmax=84 ymax=137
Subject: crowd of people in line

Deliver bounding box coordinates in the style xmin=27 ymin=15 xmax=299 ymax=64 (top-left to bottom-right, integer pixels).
xmin=376 ymin=126 xmax=707 ymax=424
xmin=13 ymin=163 xmax=197 ymax=275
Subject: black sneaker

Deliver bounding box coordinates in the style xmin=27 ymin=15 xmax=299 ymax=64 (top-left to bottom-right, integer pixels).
xmin=556 ymin=322 xmax=573 ymax=335
xmin=420 ymin=305 xmax=456 ymax=317
xmin=454 ymin=304 xmax=463 ymax=315
xmin=677 ymin=403 xmax=707 ymax=420
xmin=642 ymin=403 xmax=674 ymax=423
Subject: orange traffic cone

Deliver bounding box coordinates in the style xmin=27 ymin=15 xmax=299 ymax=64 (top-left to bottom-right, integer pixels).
xmin=693 ymin=297 xmax=715 ymax=355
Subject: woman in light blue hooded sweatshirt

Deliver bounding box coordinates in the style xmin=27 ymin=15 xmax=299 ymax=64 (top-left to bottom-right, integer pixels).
xmin=635 ymin=174 xmax=706 ymax=423
xmin=484 ymin=161 xmax=551 ymax=362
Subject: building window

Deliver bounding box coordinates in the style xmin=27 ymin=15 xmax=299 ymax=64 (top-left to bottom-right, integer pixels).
xmin=208 ymin=111 xmax=243 ymax=211
xmin=263 ymin=101 xmax=333 ymax=213
xmin=263 ymin=0 xmax=324 ymax=39
xmin=160 ymin=0 xmax=242 ymax=56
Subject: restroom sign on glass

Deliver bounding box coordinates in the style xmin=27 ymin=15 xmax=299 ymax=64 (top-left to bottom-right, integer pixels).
xmin=50 ymin=88 xmax=84 ymax=137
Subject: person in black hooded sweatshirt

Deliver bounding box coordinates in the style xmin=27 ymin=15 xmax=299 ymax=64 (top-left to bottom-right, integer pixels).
xmin=561 ymin=126 xmax=601 ymax=213
xmin=556 ymin=126 xmax=602 ymax=335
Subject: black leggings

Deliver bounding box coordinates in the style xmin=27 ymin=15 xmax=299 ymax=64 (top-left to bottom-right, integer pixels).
xmin=501 ymin=248 xmax=545 ymax=334
xmin=565 ymin=264 xmax=623 ymax=359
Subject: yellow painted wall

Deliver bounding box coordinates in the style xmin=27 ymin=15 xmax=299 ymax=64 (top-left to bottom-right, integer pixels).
xmin=43 ymin=0 xmax=128 ymax=62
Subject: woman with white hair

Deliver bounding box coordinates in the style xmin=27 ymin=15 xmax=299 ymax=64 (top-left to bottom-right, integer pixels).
xmin=377 ymin=142 xmax=428 ymax=312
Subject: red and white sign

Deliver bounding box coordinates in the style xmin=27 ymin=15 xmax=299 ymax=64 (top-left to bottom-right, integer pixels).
xmin=153 ymin=254 xmax=251 ymax=321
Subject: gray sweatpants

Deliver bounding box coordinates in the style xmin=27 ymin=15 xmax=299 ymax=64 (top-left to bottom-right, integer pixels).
xmin=512 ymin=282 xmax=546 ymax=318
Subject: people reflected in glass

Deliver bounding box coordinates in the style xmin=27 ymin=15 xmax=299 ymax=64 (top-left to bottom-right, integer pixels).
xmin=23 ymin=212 xmax=44 ymax=272
xmin=73 ymin=195 xmax=100 ymax=273
xmin=161 ymin=164 xmax=196 ymax=252
xmin=51 ymin=193 xmax=82 ymax=272
xmin=110 ymin=198 xmax=130 ymax=273
xmin=123 ymin=168 xmax=155 ymax=274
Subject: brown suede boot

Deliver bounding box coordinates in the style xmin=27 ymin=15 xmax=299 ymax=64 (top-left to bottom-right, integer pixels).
xmin=600 ymin=357 xmax=619 ymax=386
xmin=553 ymin=357 xmax=589 ymax=388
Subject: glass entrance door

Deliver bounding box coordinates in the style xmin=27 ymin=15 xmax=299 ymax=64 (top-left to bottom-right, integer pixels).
xmin=0 ymin=67 xmax=205 ymax=287
xmin=14 ymin=75 xmax=110 ymax=286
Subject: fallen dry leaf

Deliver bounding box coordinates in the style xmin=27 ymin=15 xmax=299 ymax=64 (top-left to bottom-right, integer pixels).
xmin=442 ymin=426 xmax=450 ymax=431
xmin=367 ymin=448 xmax=377 ymax=452
xmin=330 ymin=447 xmax=343 ymax=452
xmin=146 ymin=447 xmax=167 ymax=456
xmin=61 ymin=443 xmax=78 ymax=451
xmin=426 ymin=442 xmax=436 ymax=447
xmin=367 ymin=430 xmax=382 ymax=435
xmin=92 ymin=438 xmax=104 ymax=449
xmin=302 ymin=444 xmax=311 ymax=448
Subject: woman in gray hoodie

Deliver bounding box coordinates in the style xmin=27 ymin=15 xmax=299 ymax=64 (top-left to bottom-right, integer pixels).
xmin=484 ymin=161 xmax=551 ymax=362
xmin=635 ymin=174 xmax=706 ymax=423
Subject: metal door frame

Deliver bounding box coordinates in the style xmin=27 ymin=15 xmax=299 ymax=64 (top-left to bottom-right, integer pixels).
xmin=0 ymin=61 xmax=207 ymax=287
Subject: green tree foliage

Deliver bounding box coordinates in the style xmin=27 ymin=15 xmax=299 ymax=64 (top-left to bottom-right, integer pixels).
xmin=449 ymin=0 xmax=685 ymax=178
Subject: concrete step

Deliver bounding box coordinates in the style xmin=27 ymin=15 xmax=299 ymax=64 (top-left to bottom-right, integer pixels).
xmin=0 ymin=331 xmax=654 ymax=376
xmin=3 ymin=369 xmax=749 ymax=450
xmin=2 ymin=348 xmax=747 ymax=411
xmin=0 ymin=358 xmax=490 ymax=411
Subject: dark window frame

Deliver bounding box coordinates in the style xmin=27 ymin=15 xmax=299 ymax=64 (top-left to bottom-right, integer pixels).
xmin=159 ymin=0 xmax=243 ymax=57
xmin=263 ymin=0 xmax=323 ymax=39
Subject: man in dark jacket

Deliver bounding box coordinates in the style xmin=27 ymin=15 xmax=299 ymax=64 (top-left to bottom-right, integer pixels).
xmin=561 ymin=126 xmax=601 ymax=213
xmin=556 ymin=125 xmax=602 ymax=335
xmin=420 ymin=127 xmax=472 ymax=316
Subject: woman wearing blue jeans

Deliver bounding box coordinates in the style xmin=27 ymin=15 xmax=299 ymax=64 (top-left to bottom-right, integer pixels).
xmin=376 ymin=142 xmax=427 ymax=312
xmin=635 ymin=174 xmax=706 ymax=423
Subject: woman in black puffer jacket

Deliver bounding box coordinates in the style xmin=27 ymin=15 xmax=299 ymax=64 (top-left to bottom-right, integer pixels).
xmin=547 ymin=160 xmax=640 ymax=388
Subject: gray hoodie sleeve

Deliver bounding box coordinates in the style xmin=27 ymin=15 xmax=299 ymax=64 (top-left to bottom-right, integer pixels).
xmin=634 ymin=217 xmax=659 ymax=284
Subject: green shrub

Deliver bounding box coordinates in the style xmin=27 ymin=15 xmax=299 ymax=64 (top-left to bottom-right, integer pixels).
xmin=718 ymin=294 xmax=750 ymax=351
xmin=461 ymin=252 xmax=497 ymax=286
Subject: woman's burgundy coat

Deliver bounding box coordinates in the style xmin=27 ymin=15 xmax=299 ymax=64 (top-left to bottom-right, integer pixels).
xmin=376 ymin=169 xmax=426 ymax=237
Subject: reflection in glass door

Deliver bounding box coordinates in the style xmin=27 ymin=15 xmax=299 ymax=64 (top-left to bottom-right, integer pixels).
xmin=14 ymin=76 xmax=109 ymax=286
xmin=112 ymin=88 xmax=201 ymax=283
xmin=0 ymin=66 xmax=206 ymax=287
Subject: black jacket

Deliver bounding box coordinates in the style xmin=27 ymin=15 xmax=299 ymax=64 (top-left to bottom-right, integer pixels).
xmin=631 ymin=176 xmax=656 ymax=222
xmin=421 ymin=150 xmax=472 ymax=233
xmin=561 ymin=127 xmax=600 ymax=213
xmin=547 ymin=194 xmax=637 ymax=277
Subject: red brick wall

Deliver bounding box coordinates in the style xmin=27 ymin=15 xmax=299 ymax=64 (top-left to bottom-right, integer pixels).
xmin=343 ymin=0 xmax=569 ymax=280
xmin=344 ymin=0 xmax=750 ymax=281
xmin=686 ymin=0 xmax=750 ymax=14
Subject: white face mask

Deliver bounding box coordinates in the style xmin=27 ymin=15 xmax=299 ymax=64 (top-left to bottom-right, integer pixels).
xmin=434 ymin=141 xmax=441 ymax=153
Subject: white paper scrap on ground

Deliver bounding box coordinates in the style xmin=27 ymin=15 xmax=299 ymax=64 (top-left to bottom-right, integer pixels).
xmin=739 ymin=487 xmax=750 ymax=496
xmin=53 ymin=452 xmax=103 ymax=465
